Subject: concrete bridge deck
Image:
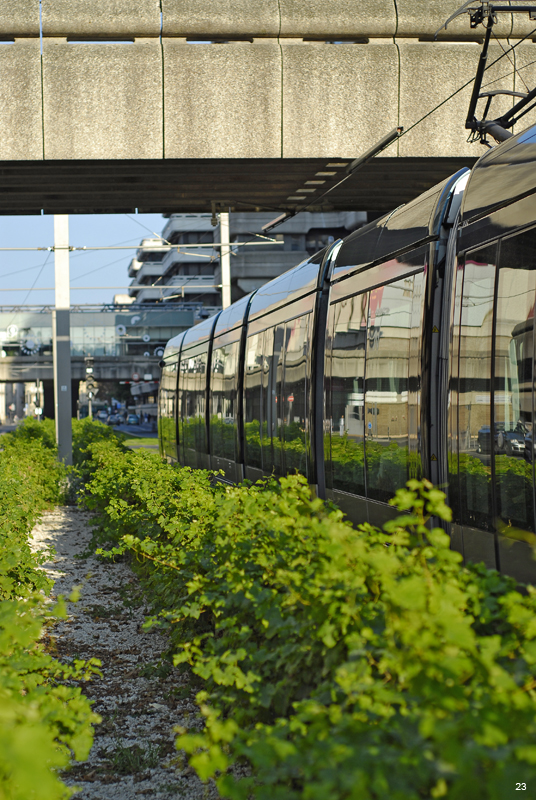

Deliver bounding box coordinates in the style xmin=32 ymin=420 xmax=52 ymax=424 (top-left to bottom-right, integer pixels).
xmin=1 ymin=1 xmax=535 ymax=214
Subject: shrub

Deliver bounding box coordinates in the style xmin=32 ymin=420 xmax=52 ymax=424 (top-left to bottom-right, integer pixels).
xmin=0 ymin=425 xmax=100 ymax=799
xmin=80 ymin=439 xmax=536 ymax=800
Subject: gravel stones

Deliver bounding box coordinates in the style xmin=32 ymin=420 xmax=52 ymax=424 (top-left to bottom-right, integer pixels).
xmin=31 ymin=506 xmax=218 ymax=800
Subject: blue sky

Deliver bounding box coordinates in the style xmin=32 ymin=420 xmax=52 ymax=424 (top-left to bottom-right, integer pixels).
xmin=0 ymin=213 xmax=165 ymax=307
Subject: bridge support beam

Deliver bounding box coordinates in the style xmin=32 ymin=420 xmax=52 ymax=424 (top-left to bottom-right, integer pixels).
xmin=52 ymin=214 xmax=72 ymax=466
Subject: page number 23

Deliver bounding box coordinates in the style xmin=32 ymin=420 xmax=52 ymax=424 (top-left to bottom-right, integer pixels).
xmin=516 ymin=784 xmax=527 ymax=791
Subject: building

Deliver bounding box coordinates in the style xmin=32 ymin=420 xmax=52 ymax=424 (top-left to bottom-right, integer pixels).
xmin=127 ymin=210 xmax=368 ymax=310
xmin=123 ymin=210 xmax=368 ymax=417
xmin=126 ymin=216 xmax=221 ymax=318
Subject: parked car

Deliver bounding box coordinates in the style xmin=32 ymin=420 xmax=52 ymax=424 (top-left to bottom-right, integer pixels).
xmin=476 ymin=423 xmax=504 ymax=454
xmin=495 ymin=424 xmax=526 ymax=456
xmin=106 ymin=414 xmax=121 ymax=426
xmin=127 ymin=414 xmax=140 ymax=425
xmin=525 ymin=430 xmax=536 ymax=463
xmin=96 ymin=409 xmax=108 ymax=421
xmin=477 ymin=421 xmax=526 ymax=456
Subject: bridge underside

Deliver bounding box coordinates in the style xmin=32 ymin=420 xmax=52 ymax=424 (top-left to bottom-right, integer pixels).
xmin=0 ymin=156 xmax=476 ymax=216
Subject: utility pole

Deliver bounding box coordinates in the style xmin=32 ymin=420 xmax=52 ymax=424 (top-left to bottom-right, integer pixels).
xmin=220 ymin=211 xmax=231 ymax=309
xmin=52 ymin=215 xmax=73 ymax=465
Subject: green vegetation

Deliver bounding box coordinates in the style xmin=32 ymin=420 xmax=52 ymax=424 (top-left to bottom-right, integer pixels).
xmin=79 ymin=433 xmax=536 ymax=800
xmin=0 ymin=418 xmax=100 ymax=800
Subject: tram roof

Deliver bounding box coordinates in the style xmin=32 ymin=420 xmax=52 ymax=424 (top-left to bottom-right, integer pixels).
xmin=213 ymin=293 xmax=251 ymax=339
xmin=461 ymin=123 xmax=536 ymax=224
xmin=332 ymin=174 xmax=459 ymax=280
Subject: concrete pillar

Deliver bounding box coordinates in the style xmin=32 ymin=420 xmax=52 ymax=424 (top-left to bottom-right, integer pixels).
xmin=220 ymin=212 xmax=231 ymax=310
xmin=53 ymin=215 xmax=73 ymax=466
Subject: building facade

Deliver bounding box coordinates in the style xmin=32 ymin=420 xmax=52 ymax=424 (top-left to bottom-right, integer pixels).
xmin=127 ymin=210 xmax=368 ymax=310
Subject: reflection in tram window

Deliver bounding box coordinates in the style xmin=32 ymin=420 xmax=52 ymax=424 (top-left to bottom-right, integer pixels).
xmin=327 ymin=270 xmax=424 ymax=502
xmin=262 ymin=326 xmax=285 ymax=476
xmin=494 ymin=232 xmax=536 ymax=533
xmin=282 ymin=316 xmax=309 ymax=477
xmin=244 ymin=333 xmax=263 ymax=470
xmin=458 ymin=246 xmax=497 ymax=532
xmin=448 ymin=258 xmax=465 ymax=522
xmin=210 ymin=340 xmax=239 ymax=461
xmin=245 ymin=319 xmax=310 ymax=477
xmin=158 ymin=361 xmax=177 ymax=460
xmin=180 ymin=349 xmax=208 ymax=466
xmin=329 ymin=294 xmax=368 ymax=496
xmin=365 ymin=276 xmax=423 ymax=503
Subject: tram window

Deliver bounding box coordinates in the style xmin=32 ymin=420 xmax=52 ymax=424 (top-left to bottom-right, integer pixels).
xmin=159 ymin=361 xmax=177 ymax=460
xmin=327 ymin=272 xmax=424 ymax=501
xmin=244 ymin=333 xmax=263 ymax=470
xmin=458 ymin=245 xmax=497 ymax=532
xmin=210 ymin=339 xmax=239 ymax=462
xmin=448 ymin=259 xmax=465 ymax=522
xmin=365 ymin=276 xmax=422 ymax=503
xmin=180 ymin=348 xmax=208 ymax=464
xmin=329 ymin=294 xmax=368 ymax=496
xmin=262 ymin=325 xmax=285 ymax=477
xmin=494 ymin=231 xmax=536 ymax=534
xmin=281 ymin=315 xmax=309 ymax=478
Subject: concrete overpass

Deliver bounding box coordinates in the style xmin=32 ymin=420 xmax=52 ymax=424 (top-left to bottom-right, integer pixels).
xmin=2 ymin=1 xmax=536 ymax=214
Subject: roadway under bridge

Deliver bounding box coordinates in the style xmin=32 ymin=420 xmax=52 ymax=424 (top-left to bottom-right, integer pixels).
xmin=2 ymin=1 xmax=536 ymax=215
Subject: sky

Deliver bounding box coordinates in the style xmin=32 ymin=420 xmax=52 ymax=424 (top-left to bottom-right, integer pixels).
xmin=0 ymin=213 xmax=166 ymax=307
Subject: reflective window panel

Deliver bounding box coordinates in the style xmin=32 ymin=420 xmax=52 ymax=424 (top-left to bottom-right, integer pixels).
xmin=329 ymin=293 xmax=368 ymax=496
xmin=457 ymin=245 xmax=497 ymax=532
xmin=365 ymin=275 xmax=423 ymax=503
xmin=244 ymin=333 xmax=263 ymax=470
xmin=210 ymin=339 xmax=240 ymax=462
xmin=281 ymin=315 xmax=309 ymax=478
xmin=494 ymin=230 xmax=536 ymax=534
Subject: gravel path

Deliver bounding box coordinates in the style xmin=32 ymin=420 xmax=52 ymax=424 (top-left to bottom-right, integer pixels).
xmin=31 ymin=506 xmax=218 ymax=800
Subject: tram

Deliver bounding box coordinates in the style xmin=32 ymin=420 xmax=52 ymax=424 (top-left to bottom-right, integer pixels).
xmin=159 ymin=122 xmax=536 ymax=585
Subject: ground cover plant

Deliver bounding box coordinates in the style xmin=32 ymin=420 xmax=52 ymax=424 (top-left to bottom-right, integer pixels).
xmin=80 ymin=432 xmax=536 ymax=800
xmin=0 ymin=418 xmax=100 ymax=800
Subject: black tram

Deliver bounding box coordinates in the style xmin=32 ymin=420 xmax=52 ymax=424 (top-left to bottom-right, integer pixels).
xmin=159 ymin=123 xmax=536 ymax=585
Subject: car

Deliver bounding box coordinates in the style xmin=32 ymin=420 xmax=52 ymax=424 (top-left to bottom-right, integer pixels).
xmin=106 ymin=414 xmax=121 ymax=426
xmin=525 ymin=431 xmax=536 ymax=463
xmin=96 ymin=409 xmax=108 ymax=421
xmin=476 ymin=423 xmax=504 ymax=454
xmin=496 ymin=424 xmax=526 ymax=457
xmin=127 ymin=414 xmax=140 ymax=425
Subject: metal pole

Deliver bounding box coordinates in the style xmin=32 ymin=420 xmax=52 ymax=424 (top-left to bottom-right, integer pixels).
xmin=52 ymin=215 xmax=73 ymax=466
xmin=220 ymin=211 xmax=231 ymax=309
